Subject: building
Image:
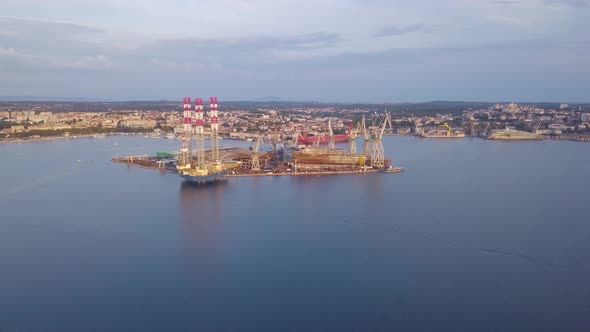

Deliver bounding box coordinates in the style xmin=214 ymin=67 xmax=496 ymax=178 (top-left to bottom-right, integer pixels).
xmin=120 ymin=120 xmax=157 ymax=129
xmin=581 ymin=113 xmax=590 ymax=123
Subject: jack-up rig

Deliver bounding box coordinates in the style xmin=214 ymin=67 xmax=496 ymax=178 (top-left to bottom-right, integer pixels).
xmin=177 ymin=97 xmax=239 ymax=183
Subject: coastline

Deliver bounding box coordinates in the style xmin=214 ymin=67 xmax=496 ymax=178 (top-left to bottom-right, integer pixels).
xmin=0 ymin=132 xmax=139 ymax=144
xmin=2 ymin=132 xmax=589 ymax=144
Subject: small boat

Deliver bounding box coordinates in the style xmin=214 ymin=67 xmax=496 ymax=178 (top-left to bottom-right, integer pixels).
xmin=382 ymin=166 xmax=405 ymax=173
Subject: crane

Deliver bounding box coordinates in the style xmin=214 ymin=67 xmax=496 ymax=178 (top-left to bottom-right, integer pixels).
xmin=251 ymin=135 xmax=263 ymax=171
xmin=348 ymin=120 xmax=361 ymax=154
xmin=370 ymin=113 xmax=392 ymax=168
xmin=483 ymin=122 xmax=491 ymax=136
xmin=268 ymin=131 xmax=279 ymax=154
xmin=361 ymin=116 xmax=370 ymax=157
xmin=291 ymin=131 xmax=300 ymax=149
xmin=534 ymin=120 xmax=543 ymax=132
xmin=440 ymin=123 xmax=452 ymax=136
xmin=328 ymin=118 xmax=335 ymax=150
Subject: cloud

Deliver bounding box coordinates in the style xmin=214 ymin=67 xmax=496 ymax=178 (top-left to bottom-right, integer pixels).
xmin=0 ymin=1 xmax=589 ymax=101
xmin=0 ymin=17 xmax=342 ymax=75
xmin=375 ymin=24 xmax=425 ymax=37
xmin=542 ymin=0 xmax=590 ymax=8
xmin=493 ymin=0 xmax=520 ymax=5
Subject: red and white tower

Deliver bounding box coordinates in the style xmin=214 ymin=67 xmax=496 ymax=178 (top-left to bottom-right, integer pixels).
xmin=209 ymin=96 xmax=220 ymax=163
xmin=179 ymin=97 xmax=192 ymax=168
xmin=193 ymin=98 xmax=206 ymax=169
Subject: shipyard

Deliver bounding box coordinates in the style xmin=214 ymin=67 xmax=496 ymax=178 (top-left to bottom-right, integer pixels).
xmin=112 ymin=97 xmax=404 ymax=183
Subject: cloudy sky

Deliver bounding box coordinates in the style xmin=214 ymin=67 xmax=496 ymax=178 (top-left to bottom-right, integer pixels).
xmin=0 ymin=0 xmax=589 ymax=102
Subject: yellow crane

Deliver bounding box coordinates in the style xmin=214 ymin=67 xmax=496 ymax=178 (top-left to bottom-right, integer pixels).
xmin=348 ymin=121 xmax=362 ymax=154
xmin=440 ymin=123 xmax=452 ymax=136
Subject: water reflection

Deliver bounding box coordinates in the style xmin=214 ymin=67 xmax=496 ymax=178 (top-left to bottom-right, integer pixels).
xmin=178 ymin=180 xmax=230 ymax=278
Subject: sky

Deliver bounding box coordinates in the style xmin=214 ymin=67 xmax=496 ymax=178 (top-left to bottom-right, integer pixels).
xmin=0 ymin=0 xmax=589 ymax=102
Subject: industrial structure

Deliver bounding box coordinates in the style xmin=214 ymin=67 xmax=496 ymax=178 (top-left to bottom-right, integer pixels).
xmin=193 ymin=98 xmax=206 ymax=169
xmin=361 ymin=116 xmax=371 ymax=158
xmin=420 ymin=123 xmax=465 ymax=138
xmin=179 ymin=97 xmax=192 ymax=169
xmin=348 ymin=121 xmax=361 ymax=155
xmin=209 ymin=97 xmax=221 ymax=164
xmin=328 ymin=118 xmax=335 ymax=150
xmin=369 ymin=113 xmax=392 ymax=168
xmin=176 ymin=97 xmax=239 ymax=183
xmin=115 ymin=108 xmax=403 ymax=179
xmin=251 ymin=135 xmax=263 ymax=171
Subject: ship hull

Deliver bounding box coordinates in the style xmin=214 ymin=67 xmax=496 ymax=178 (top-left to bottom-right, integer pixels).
xmin=420 ymin=134 xmax=465 ymax=138
xmin=298 ymin=134 xmax=349 ymax=145
xmin=488 ymin=130 xmax=541 ymax=140
xmin=180 ymin=170 xmax=228 ymax=183
xmin=488 ymin=136 xmax=541 ymax=140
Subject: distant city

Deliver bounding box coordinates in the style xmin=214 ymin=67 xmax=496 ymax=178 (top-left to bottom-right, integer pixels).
xmin=1 ymin=100 xmax=589 ymax=142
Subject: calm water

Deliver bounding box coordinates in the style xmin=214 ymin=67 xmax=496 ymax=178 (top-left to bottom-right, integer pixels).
xmin=1 ymin=136 xmax=589 ymax=331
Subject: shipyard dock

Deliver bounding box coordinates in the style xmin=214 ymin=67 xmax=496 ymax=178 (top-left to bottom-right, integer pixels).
xmin=112 ymin=107 xmax=404 ymax=181
xmin=112 ymin=147 xmax=405 ymax=179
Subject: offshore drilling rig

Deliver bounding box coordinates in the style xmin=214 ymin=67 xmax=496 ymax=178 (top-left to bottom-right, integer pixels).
xmin=177 ymin=97 xmax=239 ymax=183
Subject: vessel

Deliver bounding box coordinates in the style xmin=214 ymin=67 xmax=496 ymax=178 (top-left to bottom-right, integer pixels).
xmin=294 ymin=148 xmax=365 ymax=165
xmin=488 ymin=128 xmax=541 ymax=140
xmin=298 ymin=133 xmax=349 ymax=145
xmin=179 ymin=168 xmax=228 ymax=183
xmin=420 ymin=124 xmax=465 ymax=138
xmin=382 ymin=166 xmax=405 ymax=173
xmin=177 ymin=160 xmax=241 ymax=184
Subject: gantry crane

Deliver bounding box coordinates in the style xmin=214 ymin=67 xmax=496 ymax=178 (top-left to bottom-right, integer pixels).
xmin=370 ymin=113 xmax=392 ymax=168
xmin=348 ymin=120 xmax=361 ymax=154
xmin=328 ymin=118 xmax=335 ymax=150
xmin=361 ymin=115 xmax=370 ymax=157
xmin=291 ymin=131 xmax=300 ymax=149
xmin=483 ymin=122 xmax=491 ymax=136
xmin=251 ymin=135 xmax=263 ymax=171
xmin=441 ymin=123 xmax=452 ymax=136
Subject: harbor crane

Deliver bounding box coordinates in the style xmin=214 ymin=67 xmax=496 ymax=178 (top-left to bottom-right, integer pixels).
xmin=291 ymin=131 xmax=300 ymax=149
xmin=251 ymin=135 xmax=263 ymax=171
xmin=348 ymin=121 xmax=361 ymax=154
xmin=271 ymin=132 xmax=280 ymax=154
xmin=534 ymin=120 xmax=543 ymax=133
xmin=370 ymin=113 xmax=392 ymax=168
xmin=441 ymin=123 xmax=452 ymax=136
xmin=328 ymin=118 xmax=335 ymax=150
xmin=483 ymin=122 xmax=491 ymax=136
xmin=361 ymin=116 xmax=370 ymax=157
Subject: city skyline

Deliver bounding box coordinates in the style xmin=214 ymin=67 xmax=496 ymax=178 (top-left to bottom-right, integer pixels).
xmin=1 ymin=0 xmax=589 ymax=102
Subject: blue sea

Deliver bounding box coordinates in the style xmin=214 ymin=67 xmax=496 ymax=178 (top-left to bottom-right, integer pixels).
xmin=1 ymin=136 xmax=589 ymax=331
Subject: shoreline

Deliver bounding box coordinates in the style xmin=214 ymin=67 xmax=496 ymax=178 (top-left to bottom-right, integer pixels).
xmin=2 ymin=132 xmax=589 ymax=144
xmin=0 ymin=132 xmax=145 ymax=144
